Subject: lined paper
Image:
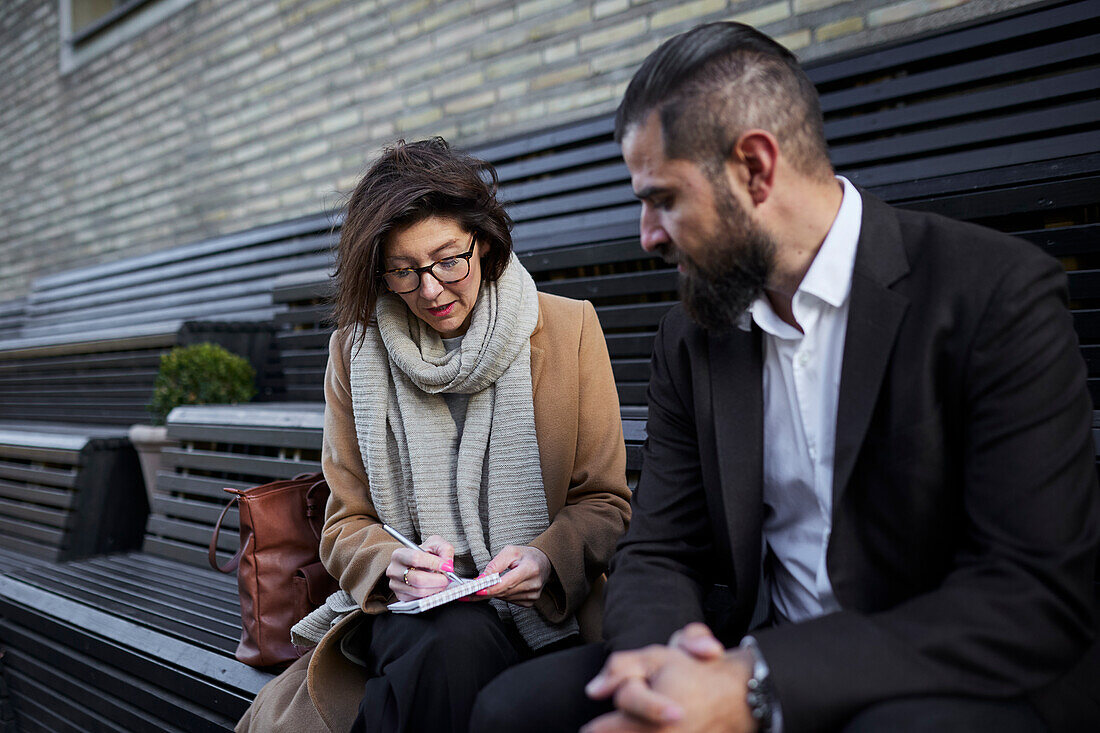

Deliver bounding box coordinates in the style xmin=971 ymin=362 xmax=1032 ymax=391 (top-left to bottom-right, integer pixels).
xmin=388 ymin=573 xmax=501 ymax=614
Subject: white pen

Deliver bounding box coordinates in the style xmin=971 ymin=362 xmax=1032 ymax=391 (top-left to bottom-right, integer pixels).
xmin=382 ymin=523 xmax=464 ymax=584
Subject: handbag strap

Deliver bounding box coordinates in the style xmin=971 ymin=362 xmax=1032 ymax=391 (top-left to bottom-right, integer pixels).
xmin=209 ymin=496 xmax=251 ymax=573
xmin=304 ymin=477 xmax=327 ymax=541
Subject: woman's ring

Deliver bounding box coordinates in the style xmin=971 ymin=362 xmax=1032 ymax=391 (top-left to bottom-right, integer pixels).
xmin=403 ymin=567 xmax=411 ymax=586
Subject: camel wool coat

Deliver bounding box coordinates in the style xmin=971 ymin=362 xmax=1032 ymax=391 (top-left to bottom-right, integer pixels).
xmin=237 ymin=292 xmax=631 ymax=732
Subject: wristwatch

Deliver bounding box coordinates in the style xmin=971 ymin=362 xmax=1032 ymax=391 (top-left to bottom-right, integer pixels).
xmin=740 ymin=636 xmax=776 ymax=732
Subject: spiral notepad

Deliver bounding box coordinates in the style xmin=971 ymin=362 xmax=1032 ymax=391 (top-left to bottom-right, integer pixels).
xmin=387 ymin=573 xmax=501 ymax=614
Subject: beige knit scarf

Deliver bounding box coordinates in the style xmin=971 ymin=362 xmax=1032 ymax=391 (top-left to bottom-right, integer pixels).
xmin=349 ymin=254 xmax=577 ymax=650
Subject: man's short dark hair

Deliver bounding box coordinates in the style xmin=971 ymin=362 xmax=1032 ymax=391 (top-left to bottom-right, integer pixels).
xmin=615 ymin=22 xmax=831 ymax=179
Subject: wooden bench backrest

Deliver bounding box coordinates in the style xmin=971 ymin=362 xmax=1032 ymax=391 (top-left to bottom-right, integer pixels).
xmin=14 ymin=213 xmax=335 ymax=344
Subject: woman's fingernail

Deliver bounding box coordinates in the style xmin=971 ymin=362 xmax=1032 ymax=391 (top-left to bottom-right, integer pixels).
xmin=441 ymin=559 xmax=454 ymax=573
xmin=584 ymin=675 xmax=605 ymax=696
xmin=475 ymin=589 xmax=487 ymax=596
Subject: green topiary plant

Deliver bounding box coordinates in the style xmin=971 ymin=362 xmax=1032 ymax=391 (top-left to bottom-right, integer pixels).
xmin=148 ymin=343 xmax=257 ymax=425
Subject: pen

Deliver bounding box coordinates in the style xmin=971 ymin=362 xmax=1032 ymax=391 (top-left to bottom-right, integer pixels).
xmin=382 ymin=524 xmax=464 ymax=584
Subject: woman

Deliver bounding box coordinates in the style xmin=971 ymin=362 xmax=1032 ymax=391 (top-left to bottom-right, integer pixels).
xmin=237 ymin=138 xmax=630 ymax=733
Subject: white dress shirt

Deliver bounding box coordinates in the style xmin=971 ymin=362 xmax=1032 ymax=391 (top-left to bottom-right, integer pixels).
xmin=738 ymin=176 xmax=863 ymax=624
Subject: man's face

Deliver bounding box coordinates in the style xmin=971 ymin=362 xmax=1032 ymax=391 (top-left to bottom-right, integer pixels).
xmin=621 ymin=113 xmax=775 ymax=330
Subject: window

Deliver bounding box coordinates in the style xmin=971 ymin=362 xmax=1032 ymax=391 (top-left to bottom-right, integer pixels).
xmin=59 ymin=0 xmax=197 ymax=74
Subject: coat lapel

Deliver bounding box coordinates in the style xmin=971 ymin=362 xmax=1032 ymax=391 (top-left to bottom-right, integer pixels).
xmin=709 ymin=325 xmax=764 ymax=603
xmin=832 ymin=193 xmax=910 ymax=507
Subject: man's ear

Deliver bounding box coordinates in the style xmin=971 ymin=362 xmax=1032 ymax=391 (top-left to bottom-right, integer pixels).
xmin=729 ymin=130 xmax=779 ymax=205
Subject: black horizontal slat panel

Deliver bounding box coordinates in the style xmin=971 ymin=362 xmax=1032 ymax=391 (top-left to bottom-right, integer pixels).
xmin=818 ymin=33 xmax=1099 ymax=114
xmin=0 ymin=515 xmax=65 ymax=545
xmin=146 ymin=515 xmax=236 ymax=554
xmin=73 ymin=557 xmax=240 ymax=610
xmin=0 ymin=462 xmax=77 ymax=488
xmin=285 ymin=385 xmax=325 ymax=401
xmin=469 ymin=115 xmax=615 ymax=167
xmin=154 ymin=495 xmax=238 ymax=529
xmin=278 ymin=350 xmax=329 ymax=369
xmin=538 ymin=269 xmax=678 ymax=300
xmin=0 ymin=593 xmax=258 ymax=722
xmin=1068 ymin=270 xmax=1100 ymax=300
xmin=507 ymin=183 xmax=636 ymax=223
xmin=1073 ymin=310 xmax=1100 ymax=340
xmin=0 ymin=532 xmax=59 ymax=561
xmin=0 ymin=349 xmax=164 ymax=373
xmin=595 ymin=301 xmax=676 ymax=330
xmin=522 ymin=239 xmax=653 ymax=272
xmin=831 ymin=99 xmax=1100 ymax=170
xmin=612 ymin=359 xmax=651 ymax=382
xmin=9 ymin=564 xmax=241 ymax=647
xmin=0 ymin=367 xmax=159 ymax=385
xmin=156 ymin=472 xmax=255 ymax=499
xmin=845 ymin=130 xmax=1100 ymax=189
xmin=0 ymin=624 xmax=213 ymax=733
xmin=143 ymin=535 xmax=222 ymax=567
xmin=30 ymin=234 xmax=332 ymax=308
xmin=0 ymin=443 xmax=80 ymax=463
xmin=277 ymin=330 xmax=331 ymax=350
xmin=606 ymin=333 xmax=656 ymax=358
xmin=5 ymin=666 xmax=133 ymax=733
xmin=164 ymin=423 xmax=322 ymax=450
xmin=0 ymin=497 xmax=69 ymax=527
xmin=823 ymin=68 xmax=1100 ymax=143
xmin=161 ymin=447 xmax=320 ymax=479
xmin=889 ymin=172 xmax=1100 ymax=221
xmin=617 ymin=383 xmax=648 ymax=405
xmin=1016 ymin=223 xmax=1099 ymax=258
xmin=20 ymin=294 xmax=276 ymax=339
xmin=500 ymin=160 xmax=629 ymax=204
xmin=1080 ymin=345 xmax=1100 ymax=375
xmin=274 ymin=306 xmax=330 ymax=326
xmin=511 ymin=206 xmax=639 ymax=252
xmin=0 ymin=480 xmax=74 ymax=509
xmin=808 ymin=0 xmax=1096 ymax=84
xmin=272 ymin=279 xmax=333 ymax=303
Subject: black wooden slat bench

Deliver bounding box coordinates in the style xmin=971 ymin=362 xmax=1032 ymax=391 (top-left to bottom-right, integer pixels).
xmin=0 ymin=404 xmax=326 ymax=731
xmin=1 ymin=1 xmax=1098 ymax=728
xmin=0 ymin=215 xmax=338 ymax=568
xmin=0 ymin=424 xmax=146 ymax=565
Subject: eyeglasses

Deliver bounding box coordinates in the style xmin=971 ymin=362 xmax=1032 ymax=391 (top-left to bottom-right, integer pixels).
xmin=381 ymin=235 xmax=478 ymax=294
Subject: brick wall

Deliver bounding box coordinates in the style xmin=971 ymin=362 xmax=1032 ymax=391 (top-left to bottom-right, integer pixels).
xmin=0 ymin=0 xmax=1042 ymax=298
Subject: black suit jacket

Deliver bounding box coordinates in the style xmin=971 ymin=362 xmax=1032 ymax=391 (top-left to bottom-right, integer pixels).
xmin=602 ymin=192 xmax=1100 ymax=731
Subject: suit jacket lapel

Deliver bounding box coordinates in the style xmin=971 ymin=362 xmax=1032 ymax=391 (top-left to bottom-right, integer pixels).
xmin=833 ymin=193 xmax=910 ymax=507
xmin=709 ymin=325 xmax=764 ymax=605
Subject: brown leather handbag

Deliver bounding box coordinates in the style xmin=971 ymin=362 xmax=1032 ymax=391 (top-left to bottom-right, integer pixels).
xmin=209 ymin=471 xmax=341 ymax=668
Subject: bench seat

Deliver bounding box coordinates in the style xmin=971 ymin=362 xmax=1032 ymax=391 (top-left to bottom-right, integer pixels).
xmin=0 ymin=404 xmax=329 ymax=731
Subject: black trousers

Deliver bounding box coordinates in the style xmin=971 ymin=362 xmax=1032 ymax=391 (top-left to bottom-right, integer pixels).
xmin=470 ymin=642 xmax=1049 ymax=733
xmin=349 ymin=602 xmax=528 ymax=733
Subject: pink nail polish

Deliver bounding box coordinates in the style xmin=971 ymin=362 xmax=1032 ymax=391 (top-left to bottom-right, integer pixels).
xmin=442 ymin=559 xmax=454 ymax=573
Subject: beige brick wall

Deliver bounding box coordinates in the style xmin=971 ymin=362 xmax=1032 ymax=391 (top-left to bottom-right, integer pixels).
xmin=0 ymin=0 xmax=1042 ymax=298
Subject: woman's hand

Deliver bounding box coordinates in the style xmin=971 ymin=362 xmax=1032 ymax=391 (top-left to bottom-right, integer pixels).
xmin=387 ymin=535 xmax=456 ymax=602
xmin=475 ymin=545 xmax=552 ymax=607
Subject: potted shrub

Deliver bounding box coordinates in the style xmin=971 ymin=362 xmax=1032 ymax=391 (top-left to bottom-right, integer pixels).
xmin=130 ymin=343 xmax=258 ymax=505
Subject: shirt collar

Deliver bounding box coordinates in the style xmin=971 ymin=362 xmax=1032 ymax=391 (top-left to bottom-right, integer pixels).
xmin=737 ymin=176 xmax=862 ymax=333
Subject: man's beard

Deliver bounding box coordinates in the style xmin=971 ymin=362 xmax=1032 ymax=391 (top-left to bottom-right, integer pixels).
xmin=667 ymin=187 xmax=776 ymax=331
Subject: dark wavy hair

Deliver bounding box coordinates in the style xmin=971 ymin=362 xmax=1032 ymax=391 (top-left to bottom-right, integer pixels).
xmin=333 ymin=137 xmax=513 ymax=338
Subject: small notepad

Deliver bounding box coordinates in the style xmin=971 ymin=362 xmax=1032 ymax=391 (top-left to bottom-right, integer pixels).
xmin=387 ymin=573 xmax=501 ymax=614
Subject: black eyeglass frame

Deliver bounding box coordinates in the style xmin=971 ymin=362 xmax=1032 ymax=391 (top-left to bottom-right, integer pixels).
xmin=380 ymin=235 xmax=478 ymax=294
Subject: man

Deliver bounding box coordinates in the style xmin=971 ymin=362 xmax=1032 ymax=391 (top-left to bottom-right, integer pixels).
xmin=471 ymin=21 xmax=1099 ymax=732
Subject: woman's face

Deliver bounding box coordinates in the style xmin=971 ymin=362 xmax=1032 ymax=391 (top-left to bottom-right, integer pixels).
xmin=383 ymin=216 xmax=489 ymax=339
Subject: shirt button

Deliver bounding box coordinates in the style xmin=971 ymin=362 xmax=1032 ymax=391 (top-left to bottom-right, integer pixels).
xmin=797 ymin=351 xmax=811 ymax=366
